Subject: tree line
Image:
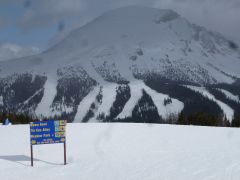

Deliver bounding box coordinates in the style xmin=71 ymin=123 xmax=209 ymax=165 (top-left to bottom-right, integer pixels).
xmin=0 ymin=111 xmax=240 ymax=128
xmin=0 ymin=112 xmax=35 ymax=124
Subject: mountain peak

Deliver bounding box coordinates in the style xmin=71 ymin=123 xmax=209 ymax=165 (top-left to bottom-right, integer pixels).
xmin=100 ymin=5 xmax=180 ymax=22
xmin=44 ymin=6 xmax=183 ymax=59
xmin=91 ymin=5 xmax=181 ymax=28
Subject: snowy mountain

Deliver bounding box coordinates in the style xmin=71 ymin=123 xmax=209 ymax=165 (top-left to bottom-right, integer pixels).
xmin=0 ymin=6 xmax=240 ymax=122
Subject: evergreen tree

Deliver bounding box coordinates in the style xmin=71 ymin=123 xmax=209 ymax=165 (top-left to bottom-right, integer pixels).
xmin=177 ymin=112 xmax=187 ymax=125
xmin=231 ymin=114 xmax=240 ymax=127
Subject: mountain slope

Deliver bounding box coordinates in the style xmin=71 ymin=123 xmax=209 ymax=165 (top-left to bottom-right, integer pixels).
xmin=0 ymin=6 xmax=240 ymax=122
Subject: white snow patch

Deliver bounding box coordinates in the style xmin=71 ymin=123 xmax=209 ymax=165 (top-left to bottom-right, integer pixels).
xmin=74 ymin=86 xmax=99 ymax=122
xmin=0 ymin=95 xmax=3 ymax=106
xmin=185 ymin=85 xmax=234 ymax=121
xmin=217 ymin=89 xmax=240 ymax=103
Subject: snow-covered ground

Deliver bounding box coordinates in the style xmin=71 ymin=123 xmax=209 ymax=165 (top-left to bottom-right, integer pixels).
xmin=1 ymin=123 xmax=240 ymax=180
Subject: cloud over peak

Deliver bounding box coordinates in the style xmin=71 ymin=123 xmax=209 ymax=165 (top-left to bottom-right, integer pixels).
xmin=0 ymin=43 xmax=40 ymax=61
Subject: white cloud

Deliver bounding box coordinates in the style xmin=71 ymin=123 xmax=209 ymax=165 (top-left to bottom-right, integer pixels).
xmin=2 ymin=0 xmax=240 ymax=44
xmin=0 ymin=43 xmax=40 ymax=62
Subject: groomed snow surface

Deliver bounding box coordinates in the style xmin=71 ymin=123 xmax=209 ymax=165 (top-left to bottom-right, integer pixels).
xmin=1 ymin=123 xmax=240 ymax=180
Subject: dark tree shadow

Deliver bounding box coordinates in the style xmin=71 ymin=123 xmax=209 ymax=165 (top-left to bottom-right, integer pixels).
xmin=0 ymin=155 xmax=64 ymax=166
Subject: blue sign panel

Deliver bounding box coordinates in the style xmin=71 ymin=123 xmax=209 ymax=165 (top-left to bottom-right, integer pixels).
xmin=30 ymin=120 xmax=66 ymax=145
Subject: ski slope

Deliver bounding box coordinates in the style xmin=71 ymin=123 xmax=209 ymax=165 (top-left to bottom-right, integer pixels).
xmin=92 ymin=84 xmax=118 ymax=119
xmin=74 ymin=86 xmax=100 ymax=122
xmin=143 ymin=84 xmax=184 ymax=119
xmin=185 ymin=85 xmax=234 ymax=121
xmin=117 ymin=81 xmax=184 ymax=119
xmin=117 ymin=81 xmax=143 ymax=119
xmin=35 ymin=77 xmax=57 ymax=117
xmin=1 ymin=123 xmax=240 ymax=180
xmin=217 ymin=89 xmax=240 ymax=103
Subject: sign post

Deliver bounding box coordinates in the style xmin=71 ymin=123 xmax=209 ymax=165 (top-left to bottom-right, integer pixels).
xmin=30 ymin=120 xmax=67 ymax=167
xmin=31 ymin=144 xmax=33 ymax=167
xmin=64 ymin=142 xmax=66 ymax=165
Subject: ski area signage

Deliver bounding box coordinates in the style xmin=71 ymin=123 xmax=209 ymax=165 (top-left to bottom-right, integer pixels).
xmin=30 ymin=120 xmax=66 ymax=145
xmin=29 ymin=120 xmax=67 ymax=166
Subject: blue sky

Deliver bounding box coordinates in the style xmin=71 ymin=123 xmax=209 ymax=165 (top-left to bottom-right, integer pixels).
xmin=0 ymin=0 xmax=240 ymax=53
xmin=0 ymin=2 xmax=60 ymax=49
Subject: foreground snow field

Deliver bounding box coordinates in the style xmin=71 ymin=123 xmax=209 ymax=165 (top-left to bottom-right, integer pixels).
xmin=0 ymin=123 xmax=240 ymax=180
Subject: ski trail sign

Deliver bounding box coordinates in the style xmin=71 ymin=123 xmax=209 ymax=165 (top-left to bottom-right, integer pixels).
xmin=30 ymin=120 xmax=67 ymax=166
